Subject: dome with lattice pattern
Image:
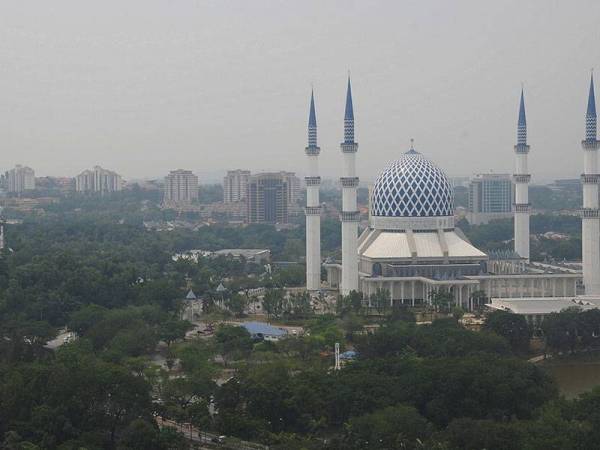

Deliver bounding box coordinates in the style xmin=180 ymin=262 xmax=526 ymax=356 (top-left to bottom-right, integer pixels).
xmin=371 ymin=149 xmax=453 ymax=218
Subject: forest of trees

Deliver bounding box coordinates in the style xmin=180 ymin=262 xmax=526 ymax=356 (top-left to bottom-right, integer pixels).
xmin=0 ymin=189 xmax=597 ymax=449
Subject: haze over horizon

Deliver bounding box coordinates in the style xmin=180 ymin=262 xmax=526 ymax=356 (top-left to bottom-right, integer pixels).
xmin=1 ymin=0 xmax=599 ymax=182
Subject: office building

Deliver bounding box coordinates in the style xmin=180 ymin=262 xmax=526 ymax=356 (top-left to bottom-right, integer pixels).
xmin=247 ymin=173 xmax=289 ymax=224
xmin=467 ymin=173 xmax=513 ymax=225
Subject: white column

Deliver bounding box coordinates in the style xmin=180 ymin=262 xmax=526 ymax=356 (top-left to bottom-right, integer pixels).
xmin=514 ymin=93 xmax=531 ymax=260
xmin=582 ymin=145 xmax=600 ymax=296
xmin=305 ymin=93 xmax=321 ymax=292
xmin=340 ymin=150 xmax=359 ymax=294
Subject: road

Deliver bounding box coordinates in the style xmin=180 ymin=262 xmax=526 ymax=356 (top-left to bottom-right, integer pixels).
xmin=156 ymin=416 xmax=268 ymax=450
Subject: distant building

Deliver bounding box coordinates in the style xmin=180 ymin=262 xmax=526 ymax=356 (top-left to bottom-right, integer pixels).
xmin=75 ymin=166 xmax=123 ymax=194
xmin=448 ymin=176 xmax=470 ymax=188
xmin=173 ymin=248 xmax=270 ymax=264
xmin=280 ymin=171 xmax=301 ymax=205
xmin=247 ymin=172 xmax=289 ymax=224
xmin=35 ymin=176 xmax=75 ymax=193
xmin=548 ymin=178 xmax=581 ymax=193
xmin=6 ymin=165 xmax=35 ymax=193
xmin=467 ymin=173 xmax=513 ymax=225
xmin=241 ymin=322 xmax=287 ymax=341
xmin=223 ymin=170 xmax=251 ymax=203
xmin=163 ymin=169 xmax=199 ymax=206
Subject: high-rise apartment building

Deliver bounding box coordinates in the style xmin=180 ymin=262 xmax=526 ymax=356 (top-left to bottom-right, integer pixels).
xmin=280 ymin=171 xmax=301 ymax=205
xmin=163 ymin=169 xmax=199 ymax=206
xmin=467 ymin=173 xmax=513 ymax=225
xmin=6 ymin=165 xmax=35 ymax=193
xmin=247 ymin=173 xmax=289 ymax=224
xmin=75 ymin=166 xmax=123 ymax=194
xmin=223 ymin=170 xmax=251 ymax=203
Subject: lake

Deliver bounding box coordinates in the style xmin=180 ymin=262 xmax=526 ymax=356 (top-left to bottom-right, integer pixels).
xmin=544 ymin=356 xmax=600 ymax=399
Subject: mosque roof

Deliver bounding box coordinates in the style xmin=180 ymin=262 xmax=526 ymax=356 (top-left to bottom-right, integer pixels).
xmin=488 ymin=297 xmax=597 ymax=315
xmin=359 ymin=229 xmax=486 ymax=260
xmin=370 ymin=148 xmax=453 ymax=219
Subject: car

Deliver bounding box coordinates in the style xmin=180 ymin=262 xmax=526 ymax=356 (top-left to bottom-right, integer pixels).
xmin=211 ymin=435 xmax=226 ymax=443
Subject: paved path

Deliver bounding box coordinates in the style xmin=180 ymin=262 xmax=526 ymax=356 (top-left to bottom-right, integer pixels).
xmin=156 ymin=416 xmax=268 ymax=450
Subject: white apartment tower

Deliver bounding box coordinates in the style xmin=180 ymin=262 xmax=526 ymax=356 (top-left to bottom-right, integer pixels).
xmin=75 ymin=166 xmax=122 ymax=194
xmin=6 ymin=165 xmax=35 ymax=193
xmin=581 ymin=74 xmax=600 ymax=296
xmin=164 ymin=169 xmax=199 ymax=206
xmin=305 ymin=91 xmax=321 ymax=291
xmin=514 ymin=89 xmax=531 ymax=260
xmin=223 ymin=170 xmax=251 ymax=203
xmin=340 ymin=78 xmax=359 ymax=295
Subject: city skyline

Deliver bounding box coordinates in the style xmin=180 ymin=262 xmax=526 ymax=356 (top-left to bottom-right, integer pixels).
xmin=1 ymin=1 xmax=599 ymax=181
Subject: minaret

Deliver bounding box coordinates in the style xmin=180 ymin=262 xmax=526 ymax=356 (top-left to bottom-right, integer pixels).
xmin=581 ymin=73 xmax=600 ymax=296
xmin=305 ymin=90 xmax=321 ymax=291
xmin=340 ymin=77 xmax=359 ymax=295
xmin=514 ymin=88 xmax=531 ymax=260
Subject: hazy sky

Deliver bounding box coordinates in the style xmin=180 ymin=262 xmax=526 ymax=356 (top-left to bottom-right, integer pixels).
xmin=1 ymin=0 xmax=599 ymax=183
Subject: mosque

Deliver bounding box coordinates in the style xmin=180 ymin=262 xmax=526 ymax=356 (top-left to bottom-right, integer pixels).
xmin=304 ymin=76 xmax=600 ymax=320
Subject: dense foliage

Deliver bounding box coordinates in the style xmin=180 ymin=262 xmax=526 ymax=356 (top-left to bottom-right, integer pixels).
xmin=0 ymin=190 xmax=597 ymax=449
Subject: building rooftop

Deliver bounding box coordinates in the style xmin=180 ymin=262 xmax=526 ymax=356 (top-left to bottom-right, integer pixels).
xmin=359 ymin=229 xmax=486 ymax=260
xmin=488 ymin=297 xmax=597 ymax=315
xmin=213 ymin=249 xmax=270 ymax=258
xmin=242 ymin=321 xmax=287 ymax=337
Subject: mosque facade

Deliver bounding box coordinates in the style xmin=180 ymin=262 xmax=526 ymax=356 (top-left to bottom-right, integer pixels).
xmin=307 ymin=77 xmax=596 ymax=313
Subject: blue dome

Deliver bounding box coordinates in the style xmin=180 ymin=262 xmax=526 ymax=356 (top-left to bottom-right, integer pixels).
xmin=371 ymin=150 xmax=454 ymax=218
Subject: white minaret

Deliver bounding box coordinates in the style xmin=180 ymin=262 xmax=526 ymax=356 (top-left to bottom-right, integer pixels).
xmin=514 ymin=89 xmax=531 ymax=260
xmin=340 ymin=78 xmax=359 ymax=295
xmin=582 ymin=74 xmax=600 ymax=296
xmin=305 ymin=91 xmax=321 ymax=291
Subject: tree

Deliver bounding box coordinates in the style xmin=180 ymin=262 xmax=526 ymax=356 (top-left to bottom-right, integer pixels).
xmin=225 ymin=293 xmax=247 ymax=317
xmin=470 ymin=290 xmax=488 ymax=310
xmin=117 ymin=419 xmax=161 ymax=450
xmin=541 ymin=307 xmax=582 ymax=354
xmin=159 ymin=319 xmax=192 ymax=347
xmin=443 ymin=418 xmax=522 ymax=450
xmin=214 ymin=325 xmax=253 ymax=364
xmin=263 ymin=289 xmax=285 ymax=320
xmin=337 ymin=290 xmax=363 ymax=316
xmin=430 ymin=290 xmax=454 ymax=313
xmin=370 ymin=288 xmax=390 ymax=315
xmin=484 ymin=310 xmax=531 ymax=353
xmin=344 ymin=405 xmax=433 ymax=449
xmin=287 ymin=291 xmax=313 ymax=318
xmin=340 ymin=313 xmax=364 ymax=341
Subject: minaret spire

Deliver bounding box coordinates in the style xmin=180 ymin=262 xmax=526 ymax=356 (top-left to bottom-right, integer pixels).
xmin=340 ymin=76 xmax=360 ymax=295
xmin=581 ymin=72 xmax=600 ymax=296
xmin=305 ymin=89 xmax=322 ymax=292
xmin=517 ymin=88 xmax=527 ymax=145
xmin=514 ymin=87 xmax=531 ymax=260
xmin=586 ymin=72 xmax=597 ymax=141
xmin=308 ymin=90 xmax=317 ymax=147
xmin=344 ymin=77 xmax=355 ymax=144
